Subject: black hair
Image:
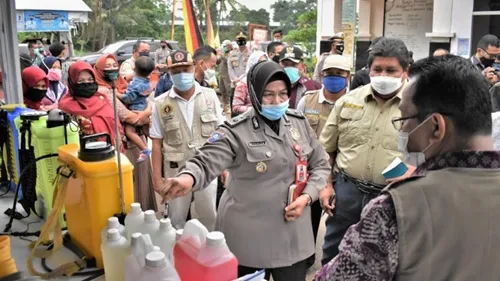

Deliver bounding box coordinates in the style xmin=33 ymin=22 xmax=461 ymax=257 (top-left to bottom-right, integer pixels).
xmin=369 ymin=36 xmax=384 ymax=49
xmin=28 ymin=41 xmax=37 ymax=49
xmin=133 ymin=41 xmax=148 ymax=52
xmin=368 ymin=38 xmax=410 ymax=70
xmin=408 ymin=51 xmax=414 ymax=65
xmin=193 ymin=46 xmax=215 ymax=62
xmin=267 ymin=41 xmax=284 ymax=53
xmin=477 ymin=34 xmax=500 ymax=50
xmin=273 ymin=29 xmax=283 ymax=36
xmin=491 ymin=85 xmax=500 ymax=112
xmin=408 ymin=55 xmax=492 ymax=136
xmin=135 ymin=56 xmax=155 ymax=77
xmin=49 ymin=42 xmax=66 ymax=57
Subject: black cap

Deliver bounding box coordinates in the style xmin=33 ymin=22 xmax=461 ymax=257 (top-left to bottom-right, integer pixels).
xmin=167 ymin=50 xmax=194 ymax=68
xmin=279 ymin=46 xmax=304 ymax=63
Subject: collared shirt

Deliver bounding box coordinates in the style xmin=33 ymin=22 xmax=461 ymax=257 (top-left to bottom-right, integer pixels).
xmin=155 ymin=48 xmax=170 ymax=64
xmin=319 ymin=84 xmax=403 ymax=185
xmin=149 ymin=82 xmax=225 ymax=139
xmin=315 ymin=150 xmax=500 ymax=281
xmin=296 ymin=87 xmax=335 ymax=113
xmin=471 ymin=55 xmax=485 ymax=71
xmin=119 ymin=57 xmax=136 ymax=78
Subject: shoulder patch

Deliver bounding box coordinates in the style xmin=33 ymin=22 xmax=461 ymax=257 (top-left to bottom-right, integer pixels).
xmin=225 ymin=112 xmax=250 ymax=128
xmin=286 ymin=109 xmax=305 ymax=119
xmin=208 ymin=129 xmax=225 ymax=143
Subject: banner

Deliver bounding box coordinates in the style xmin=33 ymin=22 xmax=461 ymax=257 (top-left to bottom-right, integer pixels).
xmin=23 ymin=10 xmax=70 ymax=32
xmin=341 ymin=0 xmax=356 ymax=67
xmin=182 ymin=0 xmax=204 ymax=54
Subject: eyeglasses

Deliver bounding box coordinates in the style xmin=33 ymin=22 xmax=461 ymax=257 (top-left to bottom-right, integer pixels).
xmin=391 ymin=114 xmax=418 ymax=131
xmin=481 ymin=48 xmax=500 ymax=60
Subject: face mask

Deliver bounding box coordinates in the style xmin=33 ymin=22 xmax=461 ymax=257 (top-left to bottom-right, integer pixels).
xmin=26 ymin=88 xmax=47 ymax=102
xmin=397 ymin=116 xmax=434 ymax=167
xmin=237 ymin=40 xmax=246 ymax=46
xmin=139 ymin=51 xmax=150 ymax=57
xmin=47 ymin=69 xmax=62 ymax=81
xmin=171 ymin=72 xmax=194 ymax=91
xmin=370 ymin=75 xmax=403 ymax=96
xmin=72 ymin=82 xmax=98 ymax=98
xmin=103 ymin=69 xmax=119 ymax=82
xmin=480 ymin=56 xmax=495 ymax=68
xmin=493 ymin=63 xmax=500 ymax=71
xmin=34 ymin=48 xmax=43 ymax=56
xmin=202 ymin=63 xmax=216 ymax=81
xmin=335 ymin=44 xmax=344 ymax=54
xmin=284 ymin=67 xmax=300 ymax=84
xmin=222 ymin=46 xmax=229 ymax=53
xmin=260 ymin=99 xmax=289 ymax=121
xmin=274 ymin=38 xmax=281 ymax=42
xmin=272 ymin=55 xmax=280 ymax=63
xmin=323 ymin=75 xmax=347 ymax=93
xmin=161 ymin=45 xmax=167 ymax=49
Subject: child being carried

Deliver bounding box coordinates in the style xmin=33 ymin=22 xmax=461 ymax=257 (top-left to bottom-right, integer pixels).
xmin=117 ymin=56 xmax=155 ymax=162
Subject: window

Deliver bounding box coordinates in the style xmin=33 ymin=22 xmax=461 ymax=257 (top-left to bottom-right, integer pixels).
xmin=118 ymin=44 xmax=133 ymax=55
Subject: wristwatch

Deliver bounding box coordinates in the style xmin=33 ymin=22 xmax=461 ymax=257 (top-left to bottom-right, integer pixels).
xmin=302 ymin=193 xmax=313 ymax=206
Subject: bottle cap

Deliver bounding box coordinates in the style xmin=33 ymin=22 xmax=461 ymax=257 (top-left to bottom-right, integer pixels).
xmin=153 ymin=246 xmax=160 ymax=251
xmin=107 ymin=217 xmax=120 ymax=229
xmin=145 ymin=251 xmax=167 ymax=268
xmin=144 ymin=210 xmax=157 ymax=223
xmin=130 ymin=203 xmax=142 ymax=215
xmin=206 ymin=231 xmax=225 ymax=247
xmin=130 ymin=233 xmax=142 ymax=247
xmin=159 ymin=218 xmax=173 ymax=230
xmin=106 ymin=228 xmax=121 ymax=241
xmin=175 ymin=229 xmax=184 ymax=241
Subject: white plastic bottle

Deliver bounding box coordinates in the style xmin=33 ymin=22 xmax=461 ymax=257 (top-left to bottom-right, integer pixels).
xmin=175 ymin=229 xmax=183 ymax=241
xmin=141 ymin=210 xmax=160 ymax=236
xmin=153 ymin=218 xmax=176 ymax=262
xmin=139 ymin=251 xmax=180 ymax=281
xmin=124 ymin=233 xmax=156 ymax=281
xmin=101 ymin=217 xmax=126 ymax=243
xmin=101 ymin=228 xmax=128 ymax=281
xmin=125 ymin=203 xmax=145 ymax=240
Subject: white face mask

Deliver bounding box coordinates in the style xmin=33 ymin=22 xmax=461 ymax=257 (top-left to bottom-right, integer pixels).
xmin=204 ymin=68 xmax=216 ymax=81
xmin=371 ymin=75 xmax=403 ymax=96
xmin=397 ymin=116 xmax=434 ymax=167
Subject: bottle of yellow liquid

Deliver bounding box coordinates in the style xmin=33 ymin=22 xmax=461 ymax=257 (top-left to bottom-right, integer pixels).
xmin=101 ymin=228 xmax=128 ymax=281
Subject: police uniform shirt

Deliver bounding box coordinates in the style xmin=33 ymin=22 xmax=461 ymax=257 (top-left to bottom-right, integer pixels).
xmin=150 ymin=82 xmax=226 ymax=138
xmin=319 ymin=84 xmax=403 ymax=185
xmin=296 ymin=87 xmax=335 ymax=113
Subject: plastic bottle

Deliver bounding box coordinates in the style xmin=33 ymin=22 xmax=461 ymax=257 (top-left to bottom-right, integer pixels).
xmin=138 ymin=251 xmax=180 ymax=281
xmin=174 ymin=219 xmax=209 ymax=281
xmin=101 ymin=228 xmax=128 ymax=281
xmin=175 ymin=229 xmax=183 ymax=241
xmin=154 ymin=218 xmax=176 ymax=263
xmin=141 ymin=210 xmax=160 ymax=236
xmin=124 ymin=233 xmax=155 ymax=281
xmin=125 ymin=203 xmax=145 ymax=240
xmin=198 ymin=231 xmax=238 ymax=281
xmin=101 ymin=217 xmax=126 ymax=243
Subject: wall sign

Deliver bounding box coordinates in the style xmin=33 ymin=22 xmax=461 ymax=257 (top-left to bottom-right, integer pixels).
xmin=21 ymin=10 xmax=70 ymax=32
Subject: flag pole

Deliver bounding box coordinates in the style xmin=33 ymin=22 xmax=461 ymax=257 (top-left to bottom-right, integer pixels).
xmin=170 ymin=0 xmax=177 ymax=40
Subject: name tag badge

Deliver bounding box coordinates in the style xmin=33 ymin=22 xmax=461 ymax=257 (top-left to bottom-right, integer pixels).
xmin=248 ymin=141 xmax=266 ymax=148
xmin=305 ymin=108 xmax=320 ymax=115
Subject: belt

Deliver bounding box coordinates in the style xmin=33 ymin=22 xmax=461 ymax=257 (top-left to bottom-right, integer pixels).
xmin=339 ymin=170 xmax=385 ymax=195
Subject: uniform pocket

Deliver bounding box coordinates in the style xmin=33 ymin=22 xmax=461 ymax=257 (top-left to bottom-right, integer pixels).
xmin=165 ymin=121 xmax=183 ymax=146
xmin=381 ymin=135 xmax=398 ymax=151
xmin=235 ymin=147 xmax=276 ymax=180
xmin=340 ymin=107 xmax=364 ymax=121
xmin=200 ymin=114 xmax=218 ymax=137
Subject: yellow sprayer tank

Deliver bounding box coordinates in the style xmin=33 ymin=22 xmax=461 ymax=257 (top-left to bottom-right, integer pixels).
xmin=58 ymin=133 xmax=134 ymax=268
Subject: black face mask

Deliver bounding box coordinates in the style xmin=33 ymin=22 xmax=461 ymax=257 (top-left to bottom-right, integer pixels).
xmin=272 ymin=55 xmax=280 ymax=63
xmin=103 ymin=69 xmax=119 ymax=82
xmin=71 ymin=82 xmax=98 ymax=98
xmin=161 ymin=45 xmax=167 ymax=49
xmin=480 ymin=57 xmax=495 ymax=68
xmin=237 ymin=40 xmax=246 ymax=46
xmin=139 ymin=51 xmax=150 ymax=57
xmin=335 ymin=43 xmax=344 ymax=54
xmin=26 ymin=88 xmax=47 ymax=102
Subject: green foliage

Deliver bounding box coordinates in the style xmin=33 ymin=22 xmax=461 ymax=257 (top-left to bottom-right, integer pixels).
xmin=270 ymin=0 xmax=316 ymax=33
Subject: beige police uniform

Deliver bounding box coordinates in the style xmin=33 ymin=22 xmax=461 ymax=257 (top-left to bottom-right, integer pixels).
xmin=312 ymin=53 xmax=331 ymax=83
xmin=218 ymin=53 xmax=232 ymax=107
xmin=227 ymin=48 xmax=250 ymax=87
xmin=178 ymin=109 xmax=330 ymax=268
xmin=299 ymin=89 xmax=335 ymax=137
xmin=319 ymin=84 xmax=403 ymax=185
xmin=119 ymin=57 xmax=135 ymax=78
xmin=152 ymin=83 xmax=223 ymax=230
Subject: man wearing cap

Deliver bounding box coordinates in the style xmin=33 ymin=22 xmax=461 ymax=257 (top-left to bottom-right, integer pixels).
xmin=279 ymin=46 xmax=322 ymax=109
xmin=350 ymin=36 xmax=385 ymax=91
xmin=218 ymin=40 xmax=234 ymax=114
xmin=228 ymin=32 xmax=250 ymax=89
xmin=155 ymin=40 xmax=170 ymax=67
xmin=296 ymin=54 xmax=351 ymax=268
xmin=150 ymin=50 xmax=226 ymax=231
xmin=313 ymin=32 xmax=345 ymax=83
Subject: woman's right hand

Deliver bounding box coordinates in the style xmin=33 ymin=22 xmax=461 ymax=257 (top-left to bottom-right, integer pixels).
xmin=137 ymin=110 xmax=151 ymax=126
xmin=160 ymin=174 xmax=194 ymax=203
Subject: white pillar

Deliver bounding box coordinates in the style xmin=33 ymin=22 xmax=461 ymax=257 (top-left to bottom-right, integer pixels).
xmin=425 ymin=0 xmax=455 ymax=43
xmin=0 ymin=0 xmax=23 ymax=104
xmin=316 ymin=0 xmax=343 ymax=57
xmin=357 ymin=0 xmax=371 ymax=41
xmin=370 ymin=0 xmax=385 ymax=39
xmin=450 ymin=0 xmax=474 ymax=57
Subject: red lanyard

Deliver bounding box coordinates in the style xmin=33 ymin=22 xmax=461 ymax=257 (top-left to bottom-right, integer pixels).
xmin=293 ymin=144 xmax=308 ymax=187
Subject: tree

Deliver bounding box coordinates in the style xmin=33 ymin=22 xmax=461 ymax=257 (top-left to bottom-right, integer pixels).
xmin=271 ymin=0 xmax=316 ymax=33
xmin=228 ymin=7 xmax=270 ymax=26
xmin=284 ymin=10 xmax=317 ymax=74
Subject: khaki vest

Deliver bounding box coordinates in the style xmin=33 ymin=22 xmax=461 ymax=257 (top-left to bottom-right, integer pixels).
xmin=155 ymin=88 xmax=219 ymax=176
xmin=384 ymin=168 xmax=500 ymax=281
xmin=303 ymin=90 xmax=334 ymax=137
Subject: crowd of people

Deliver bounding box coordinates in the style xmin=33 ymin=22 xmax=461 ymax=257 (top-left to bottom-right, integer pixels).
xmin=2 ymin=30 xmax=500 ymax=281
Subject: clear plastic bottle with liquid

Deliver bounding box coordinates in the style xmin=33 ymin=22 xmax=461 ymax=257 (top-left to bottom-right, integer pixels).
xmin=125 ymin=203 xmax=145 ymax=240
xmin=101 ymin=228 xmax=128 ymax=281
xmin=101 ymin=217 xmax=126 ymax=243
xmin=153 ymin=218 xmax=176 ymax=263
xmin=141 ymin=210 xmax=160 ymax=236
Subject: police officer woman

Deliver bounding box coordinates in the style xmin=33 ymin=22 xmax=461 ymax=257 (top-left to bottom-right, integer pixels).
xmin=157 ymin=61 xmax=330 ymax=281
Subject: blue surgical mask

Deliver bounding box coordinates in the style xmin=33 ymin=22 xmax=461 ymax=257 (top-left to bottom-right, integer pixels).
xmin=260 ymin=99 xmax=289 ymax=121
xmin=284 ymin=67 xmax=300 ymax=84
xmin=323 ymin=75 xmax=347 ymax=93
xmin=171 ymin=72 xmax=194 ymax=91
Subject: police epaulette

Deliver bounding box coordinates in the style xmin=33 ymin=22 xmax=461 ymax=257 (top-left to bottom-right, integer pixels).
xmin=224 ymin=113 xmax=250 ymax=128
xmin=285 ymin=109 xmax=305 ymax=119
